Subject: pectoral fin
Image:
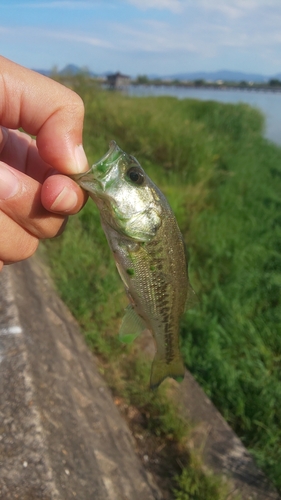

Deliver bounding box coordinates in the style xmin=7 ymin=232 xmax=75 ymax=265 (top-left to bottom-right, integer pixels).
xmin=150 ymin=352 xmax=185 ymax=389
xmin=119 ymin=304 xmax=147 ymax=344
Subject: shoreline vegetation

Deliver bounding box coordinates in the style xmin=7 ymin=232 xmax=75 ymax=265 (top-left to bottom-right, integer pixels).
xmin=44 ymin=74 xmax=281 ymax=497
xmin=131 ymin=76 xmax=281 ymax=92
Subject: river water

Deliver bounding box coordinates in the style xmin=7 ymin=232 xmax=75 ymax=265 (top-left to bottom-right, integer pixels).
xmin=128 ymin=85 xmax=281 ymax=146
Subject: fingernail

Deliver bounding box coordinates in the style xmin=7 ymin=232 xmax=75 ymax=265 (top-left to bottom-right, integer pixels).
xmin=74 ymin=144 xmax=89 ymax=173
xmin=50 ymin=186 xmax=78 ymax=212
xmin=0 ymin=164 xmax=19 ymax=200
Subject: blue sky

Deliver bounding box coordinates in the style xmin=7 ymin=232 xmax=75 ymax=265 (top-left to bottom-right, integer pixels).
xmin=1 ymin=0 xmax=281 ymax=77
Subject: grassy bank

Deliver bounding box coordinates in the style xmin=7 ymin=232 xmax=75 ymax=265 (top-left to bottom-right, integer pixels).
xmin=44 ymin=76 xmax=281 ymax=493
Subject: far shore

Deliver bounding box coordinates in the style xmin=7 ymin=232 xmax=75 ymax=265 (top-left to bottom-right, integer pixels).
xmin=129 ymin=81 xmax=281 ymax=93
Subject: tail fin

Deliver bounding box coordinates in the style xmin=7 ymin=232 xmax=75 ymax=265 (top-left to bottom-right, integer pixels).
xmin=150 ymin=352 xmax=185 ymax=389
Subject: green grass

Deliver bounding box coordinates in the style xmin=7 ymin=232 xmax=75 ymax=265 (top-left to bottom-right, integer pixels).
xmin=44 ymin=76 xmax=281 ymax=493
xmin=180 ymin=132 xmax=281 ymax=482
xmin=173 ymin=459 xmax=232 ymax=500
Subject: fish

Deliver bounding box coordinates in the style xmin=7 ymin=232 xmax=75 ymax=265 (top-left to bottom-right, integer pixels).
xmin=71 ymin=141 xmax=191 ymax=388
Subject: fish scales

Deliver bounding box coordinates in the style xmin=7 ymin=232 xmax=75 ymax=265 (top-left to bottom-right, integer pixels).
xmin=126 ymin=219 xmax=187 ymax=367
xmin=71 ymin=141 xmax=189 ymax=388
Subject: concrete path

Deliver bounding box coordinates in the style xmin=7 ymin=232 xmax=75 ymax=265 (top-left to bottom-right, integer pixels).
xmin=0 ymin=258 xmax=161 ymax=500
xmin=176 ymin=371 xmax=280 ymax=500
xmin=0 ymin=255 xmax=279 ymax=500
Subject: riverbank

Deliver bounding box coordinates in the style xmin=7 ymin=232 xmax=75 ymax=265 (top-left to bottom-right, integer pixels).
xmin=45 ymin=76 xmax=281 ymax=493
xmin=127 ymin=84 xmax=281 ymax=145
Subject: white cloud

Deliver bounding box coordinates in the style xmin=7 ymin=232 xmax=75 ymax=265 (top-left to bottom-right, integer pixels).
xmin=107 ymin=2 xmax=281 ymax=65
xmin=182 ymin=0 xmax=281 ymax=20
xmin=2 ymin=1 xmax=103 ymax=9
xmin=0 ymin=25 xmax=113 ymax=48
xmin=126 ymin=0 xmax=183 ymax=13
xmin=53 ymin=32 xmax=113 ymax=48
xmin=198 ymin=1 xmax=244 ymax=19
xmin=111 ymin=20 xmax=199 ymax=53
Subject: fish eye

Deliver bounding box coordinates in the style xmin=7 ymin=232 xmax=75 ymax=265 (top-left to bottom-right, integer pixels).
xmin=126 ymin=167 xmax=144 ymax=186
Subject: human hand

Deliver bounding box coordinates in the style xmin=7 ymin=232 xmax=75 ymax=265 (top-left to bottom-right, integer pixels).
xmin=0 ymin=56 xmax=89 ymax=271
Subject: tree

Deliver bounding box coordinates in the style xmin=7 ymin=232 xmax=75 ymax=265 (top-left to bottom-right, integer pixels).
xmin=136 ymin=75 xmax=149 ymax=84
xmin=269 ymin=78 xmax=281 ymax=86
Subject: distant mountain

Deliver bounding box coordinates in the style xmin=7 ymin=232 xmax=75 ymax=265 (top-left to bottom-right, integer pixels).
xmin=59 ymin=64 xmax=97 ymax=76
xmin=33 ymin=68 xmax=51 ymax=77
xmin=59 ymin=64 xmax=81 ymax=75
xmin=166 ymin=70 xmax=270 ymax=83
xmin=33 ymin=64 xmax=97 ymax=78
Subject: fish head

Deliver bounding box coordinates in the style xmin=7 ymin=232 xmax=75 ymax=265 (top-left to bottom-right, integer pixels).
xmin=72 ymin=141 xmax=163 ymax=241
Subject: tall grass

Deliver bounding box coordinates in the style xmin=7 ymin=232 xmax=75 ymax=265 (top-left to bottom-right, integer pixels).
xmin=44 ymin=78 xmax=281 ymax=491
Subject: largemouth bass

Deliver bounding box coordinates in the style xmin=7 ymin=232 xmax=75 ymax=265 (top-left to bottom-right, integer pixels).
xmin=72 ymin=141 xmax=191 ymax=388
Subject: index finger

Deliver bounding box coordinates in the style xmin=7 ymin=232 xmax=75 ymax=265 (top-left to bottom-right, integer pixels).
xmin=0 ymin=56 xmax=88 ymax=174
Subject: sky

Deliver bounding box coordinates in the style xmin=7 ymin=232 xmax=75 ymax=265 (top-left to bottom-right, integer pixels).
xmin=1 ymin=0 xmax=281 ymax=77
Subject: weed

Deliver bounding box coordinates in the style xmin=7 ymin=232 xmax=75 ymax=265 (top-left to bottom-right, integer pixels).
xmin=173 ymin=457 xmax=237 ymax=500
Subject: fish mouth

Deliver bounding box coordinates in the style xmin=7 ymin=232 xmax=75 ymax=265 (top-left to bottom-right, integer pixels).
xmin=70 ymin=140 xmax=122 ymax=190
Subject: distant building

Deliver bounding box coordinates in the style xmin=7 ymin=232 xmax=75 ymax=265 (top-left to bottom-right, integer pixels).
xmin=107 ymin=72 xmax=130 ymax=89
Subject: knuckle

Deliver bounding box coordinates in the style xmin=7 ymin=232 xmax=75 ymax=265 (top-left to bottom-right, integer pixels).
xmin=34 ymin=216 xmax=67 ymax=240
xmin=1 ymin=234 xmax=39 ymax=264
xmin=0 ymin=211 xmax=39 ymax=263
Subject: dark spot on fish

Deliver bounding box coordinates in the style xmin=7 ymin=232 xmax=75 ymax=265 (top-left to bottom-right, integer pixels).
xmin=126 ymin=268 xmax=135 ymax=276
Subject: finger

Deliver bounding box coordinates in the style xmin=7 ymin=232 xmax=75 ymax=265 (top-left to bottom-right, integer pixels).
xmin=0 ymin=56 xmax=88 ymax=174
xmin=0 ymin=162 xmax=66 ymax=239
xmin=0 ymin=127 xmax=55 ymax=183
xmin=41 ymin=174 xmax=88 ymax=214
xmin=0 ymin=210 xmax=39 ymax=264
